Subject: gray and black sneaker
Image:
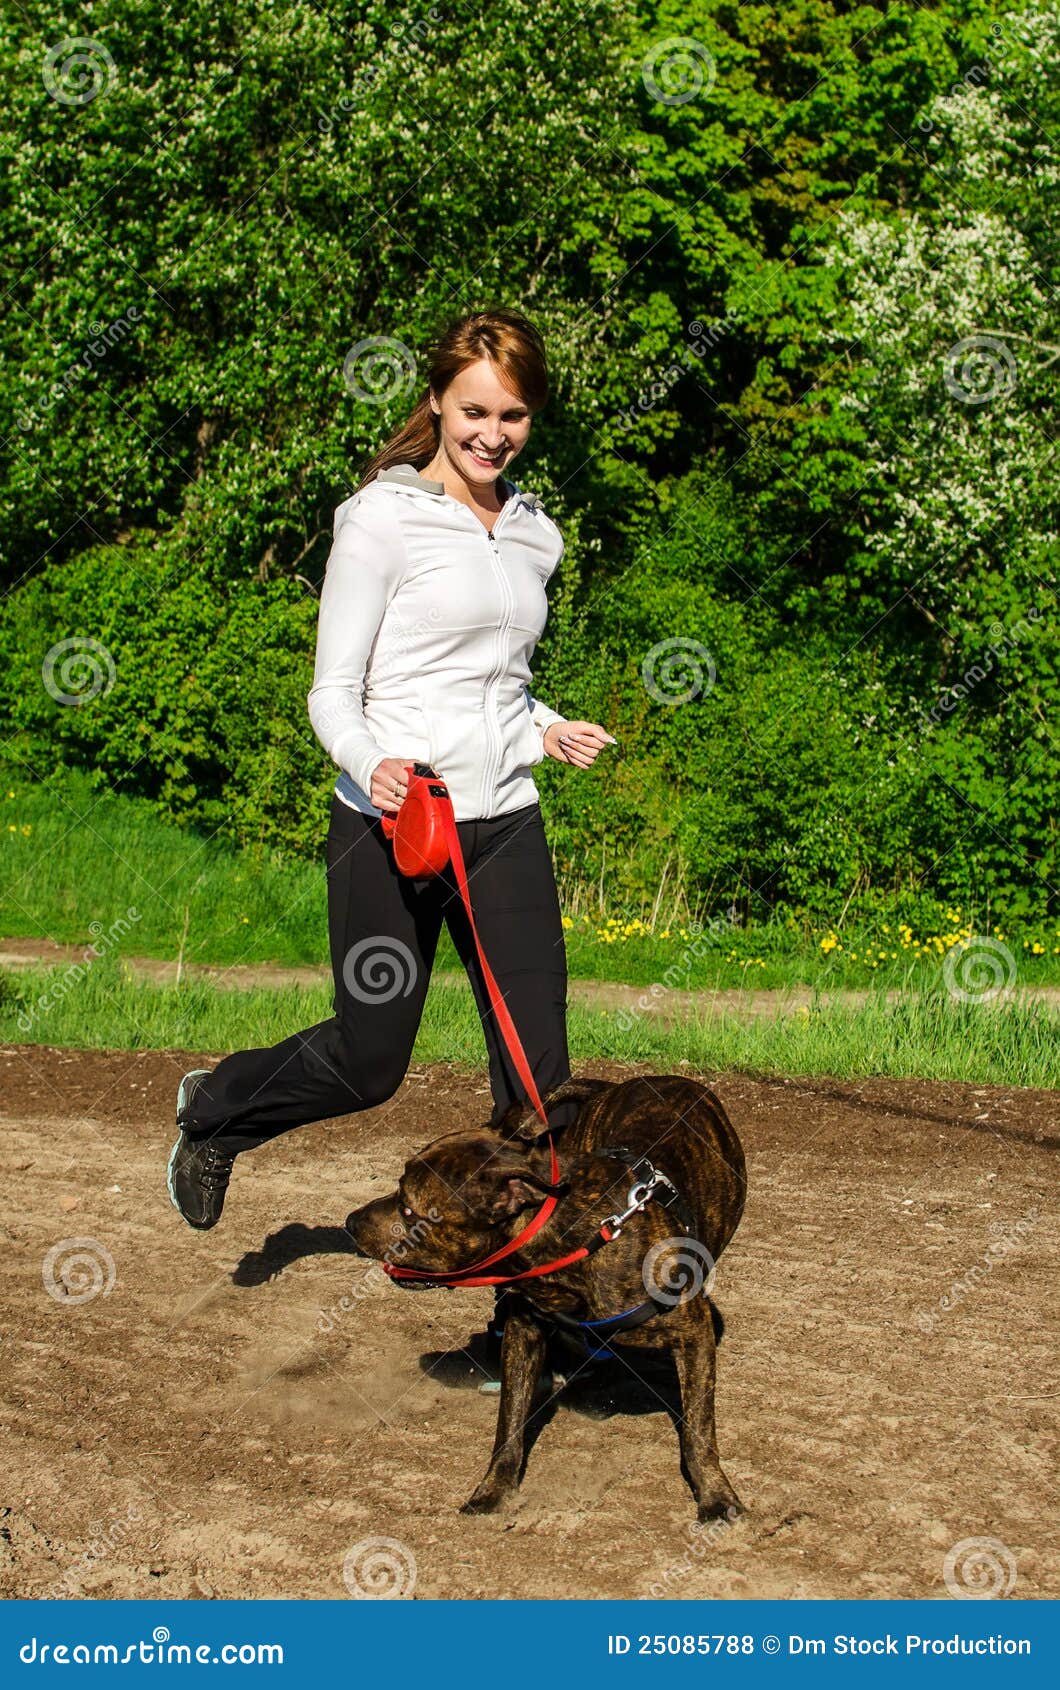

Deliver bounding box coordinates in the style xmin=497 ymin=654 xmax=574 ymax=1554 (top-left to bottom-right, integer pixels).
xmin=167 ymin=1069 xmax=234 ymax=1230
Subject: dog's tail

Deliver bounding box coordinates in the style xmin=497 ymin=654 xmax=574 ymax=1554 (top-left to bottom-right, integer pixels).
xmin=496 ymin=1076 xmax=612 ymax=1141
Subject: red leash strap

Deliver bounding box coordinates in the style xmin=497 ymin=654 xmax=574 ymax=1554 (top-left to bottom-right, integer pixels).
xmin=438 ymin=801 xmax=549 ymax=1133
xmin=380 ymin=762 xmax=561 ymax=1287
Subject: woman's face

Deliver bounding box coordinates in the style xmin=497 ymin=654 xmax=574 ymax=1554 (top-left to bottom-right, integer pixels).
xmin=428 ymin=357 xmax=533 ymax=491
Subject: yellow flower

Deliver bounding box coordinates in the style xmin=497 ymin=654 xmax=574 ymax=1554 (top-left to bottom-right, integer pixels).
xmin=562 ymin=916 xmax=573 ymax=930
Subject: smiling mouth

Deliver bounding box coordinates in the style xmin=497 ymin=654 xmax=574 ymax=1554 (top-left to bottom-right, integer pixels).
xmin=465 ymin=445 xmax=506 ymax=466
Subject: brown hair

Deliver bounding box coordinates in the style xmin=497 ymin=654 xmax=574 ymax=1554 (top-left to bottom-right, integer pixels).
xmin=355 ymin=308 xmax=549 ymax=493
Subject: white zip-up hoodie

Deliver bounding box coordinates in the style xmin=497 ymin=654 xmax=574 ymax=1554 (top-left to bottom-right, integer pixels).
xmin=307 ymin=462 xmax=570 ymax=822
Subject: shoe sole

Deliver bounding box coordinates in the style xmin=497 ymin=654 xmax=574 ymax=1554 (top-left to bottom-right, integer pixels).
xmin=167 ymin=1070 xmax=214 ymax=1229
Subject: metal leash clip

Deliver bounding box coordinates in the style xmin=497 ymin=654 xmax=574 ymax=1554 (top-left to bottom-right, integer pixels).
xmin=603 ymin=1159 xmax=675 ymax=1238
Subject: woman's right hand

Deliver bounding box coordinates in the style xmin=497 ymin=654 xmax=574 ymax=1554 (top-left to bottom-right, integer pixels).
xmin=369 ymin=756 xmax=412 ymax=815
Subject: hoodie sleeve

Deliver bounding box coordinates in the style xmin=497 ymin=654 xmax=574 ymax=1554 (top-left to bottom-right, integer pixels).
xmin=307 ymin=494 xmax=408 ymax=797
xmin=525 ymin=687 xmax=568 ymax=736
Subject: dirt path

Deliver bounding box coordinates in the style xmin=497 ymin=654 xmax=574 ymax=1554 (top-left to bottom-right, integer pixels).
xmin=3 ymin=1045 xmax=1057 ymax=1600
xmin=3 ymin=935 xmax=1059 ymax=1020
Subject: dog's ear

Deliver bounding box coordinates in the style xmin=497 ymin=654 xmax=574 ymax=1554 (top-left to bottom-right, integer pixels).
xmin=499 ymin=1077 xmax=610 ymax=1143
xmin=468 ymin=1163 xmax=567 ymax=1221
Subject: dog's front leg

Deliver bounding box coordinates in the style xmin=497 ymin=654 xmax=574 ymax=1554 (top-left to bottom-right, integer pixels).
xmin=460 ymin=1309 xmax=547 ymax=1515
xmin=673 ymin=1297 xmax=743 ymax=1523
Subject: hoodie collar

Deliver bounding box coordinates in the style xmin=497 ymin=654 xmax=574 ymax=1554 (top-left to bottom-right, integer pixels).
xmin=377 ymin=461 xmax=540 ymax=511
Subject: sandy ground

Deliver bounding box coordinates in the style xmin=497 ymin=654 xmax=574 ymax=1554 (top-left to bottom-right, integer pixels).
xmin=2 ymin=1044 xmax=1057 ymax=1601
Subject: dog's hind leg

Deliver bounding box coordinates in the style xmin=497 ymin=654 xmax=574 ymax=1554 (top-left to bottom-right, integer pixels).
xmin=673 ymin=1296 xmax=743 ymax=1524
xmin=460 ymin=1308 xmax=547 ymax=1515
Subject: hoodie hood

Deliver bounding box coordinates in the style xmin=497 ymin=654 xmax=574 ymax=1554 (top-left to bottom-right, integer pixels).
xmin=377 ymin=461 xmax=541 ymax=511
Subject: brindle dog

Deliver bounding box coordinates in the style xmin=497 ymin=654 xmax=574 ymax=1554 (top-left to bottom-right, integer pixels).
xmin=346 ymin=1074 xmax=746 ymax=1520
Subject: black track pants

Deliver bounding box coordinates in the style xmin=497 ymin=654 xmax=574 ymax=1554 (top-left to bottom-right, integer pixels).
xmin=179 ymin=796 xmax=575 ymax=1154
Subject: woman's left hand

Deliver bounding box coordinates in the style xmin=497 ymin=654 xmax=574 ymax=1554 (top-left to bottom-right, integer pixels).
xmin=542 ymin=720 xmax=618 ymax=768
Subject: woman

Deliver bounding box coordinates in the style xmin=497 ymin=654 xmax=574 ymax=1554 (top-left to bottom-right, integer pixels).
xmin=167 ymin=307 xmax=615 ymax=1231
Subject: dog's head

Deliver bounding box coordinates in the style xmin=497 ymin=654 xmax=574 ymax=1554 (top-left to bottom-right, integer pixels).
xmin=345 ymin=1130 xmax=566 ymax=1276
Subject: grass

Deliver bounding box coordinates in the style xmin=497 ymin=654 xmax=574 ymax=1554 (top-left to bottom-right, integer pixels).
xmin=3 ymin=765 xmax=1060 ymax=996
xmin=4 ymin=763 xmax=1059 ymax=1088
xmin=2 ymin=950 xmax=1058 ymax=1089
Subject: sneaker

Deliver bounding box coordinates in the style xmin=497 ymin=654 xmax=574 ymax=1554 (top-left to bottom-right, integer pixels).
xmin=167 ymin=1070 xmax=234 ymax=1230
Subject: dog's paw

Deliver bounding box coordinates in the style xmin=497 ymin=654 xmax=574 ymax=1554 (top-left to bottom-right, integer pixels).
xmin=697 ymin=1490 xmax=743 ymax=1524
xmin=460 ymin=1488 xmax=508 ymax=1516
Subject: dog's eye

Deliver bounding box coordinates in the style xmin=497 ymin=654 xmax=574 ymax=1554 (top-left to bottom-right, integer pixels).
xmin=401 ymin=1205 xmax=414 ymax=1220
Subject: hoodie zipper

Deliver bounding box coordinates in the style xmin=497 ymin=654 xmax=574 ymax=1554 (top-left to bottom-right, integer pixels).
xmin=480 ymin=496 xmax=520 ymax=814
